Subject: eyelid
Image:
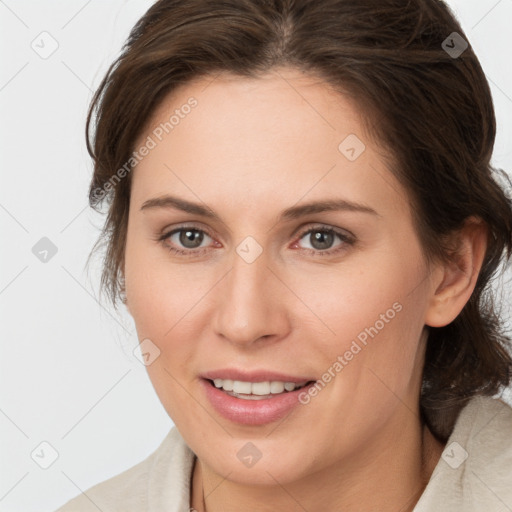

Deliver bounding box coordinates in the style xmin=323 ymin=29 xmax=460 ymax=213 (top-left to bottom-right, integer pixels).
xmin=293 ymin=223 xmax=354 ymax=243
xmin=291 ymin=224 xmax=355 ymax=256
xmin=157 ymin=222 xmax=216 ymax=255
xmin=157 ymin=222 xmax=355 ymax=256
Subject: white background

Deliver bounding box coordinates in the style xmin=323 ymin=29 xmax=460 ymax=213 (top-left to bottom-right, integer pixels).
xmin=0 ymin=1 xmax=511 ymax=510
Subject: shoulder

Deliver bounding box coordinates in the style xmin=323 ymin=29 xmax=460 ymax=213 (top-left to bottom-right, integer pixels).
xmin=54 ymin=426 xmax=195 ymax=512
xmin=462 ymin=395 xmax=512 ymax=489
xmin=415 ymin=395 xmax=512 ymax=511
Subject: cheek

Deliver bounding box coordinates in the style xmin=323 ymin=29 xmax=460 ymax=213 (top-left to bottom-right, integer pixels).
xmin=125 ymin=220 xmax=428 ymax=392
xmin=124 ymin=243 xmax=217 ymax=407
xmin=288 ymin=249 xmax=428 ymax=399
xmin=124 ymin=232 xmax=205 ymax=335
xmin=288 ymin=247 xmax=425 ymax=342
xmin=125 ymin=256 xmax=204 ymax=421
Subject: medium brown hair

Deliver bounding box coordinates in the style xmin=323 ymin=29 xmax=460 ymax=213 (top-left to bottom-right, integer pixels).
xmin=86 ymin=0 xmax=512 ymax=440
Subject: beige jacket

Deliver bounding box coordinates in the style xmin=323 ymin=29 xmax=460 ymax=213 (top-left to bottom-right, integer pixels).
xmin=55 ymin=395 xmax=512 ymax=511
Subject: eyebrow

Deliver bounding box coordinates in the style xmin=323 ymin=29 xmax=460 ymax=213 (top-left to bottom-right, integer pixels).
xmin=140 ymin=194 xmax=379 ymax=221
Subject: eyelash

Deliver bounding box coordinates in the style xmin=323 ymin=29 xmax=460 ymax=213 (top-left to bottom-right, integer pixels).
xmin=156 ymin=224 xmax=355 ymax=258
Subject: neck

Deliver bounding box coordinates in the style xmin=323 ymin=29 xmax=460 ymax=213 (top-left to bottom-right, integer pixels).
xmin=190 ymin=420 xmax=445 ymax=512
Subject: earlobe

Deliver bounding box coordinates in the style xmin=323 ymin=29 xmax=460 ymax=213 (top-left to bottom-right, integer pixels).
xmin=120 ymin=270 xmax=130 ymax=313
xmin=122 ymin=294 xmax=132 ymax=316
xmin=424 ymin=217 xmax=488 ymax=328
xmin=121 ymin=286 xmax=130 ymax=313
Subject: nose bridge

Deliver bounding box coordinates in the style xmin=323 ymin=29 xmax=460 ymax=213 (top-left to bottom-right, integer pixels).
xmin=212 ymin=240 xmax=287 ymax=346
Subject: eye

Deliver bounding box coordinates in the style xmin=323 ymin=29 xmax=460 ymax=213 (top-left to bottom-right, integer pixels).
xmin=294 ymin=226 xmax=354 ymax=256
xmin=158 ymin=225 xmax=215 ymax=256
xmin=157 ymin=224 xmax=354 ymax=257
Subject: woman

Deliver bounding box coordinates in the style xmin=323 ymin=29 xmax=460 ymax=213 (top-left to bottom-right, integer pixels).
xmin=56 ymin=0 xmax=512 ymax=510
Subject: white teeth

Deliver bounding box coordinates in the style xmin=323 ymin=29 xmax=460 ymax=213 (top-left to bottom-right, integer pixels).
xmin=270 ymin=381 xmax=285 ymax=393
xmin=222 ymin=379 xmax=234 ymax=391
xmin=211 ymin=378 xmax=309 ymax=396
xmin=252 ymin=381 xmax=271 ymax=395
xmin=233 ymin=381 xmax=252 ymax=394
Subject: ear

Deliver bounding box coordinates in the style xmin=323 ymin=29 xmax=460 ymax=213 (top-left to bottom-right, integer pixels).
xmin=120 ymin=265 xmax=130 ymax=313
xmin=123 ymin=293 xmax=130 ymax=313
xmin=424 ymin=217 xmax=488 ymax=328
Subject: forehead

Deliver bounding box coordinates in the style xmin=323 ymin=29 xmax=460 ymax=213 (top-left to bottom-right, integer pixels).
xmin=129 ymin=68 xmax=408 ymax=220
xmin=137 ymin=67 xmax=364 ymax=159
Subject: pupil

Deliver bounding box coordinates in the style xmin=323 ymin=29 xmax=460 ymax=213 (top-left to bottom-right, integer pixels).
xmin=180 ymin=229 xmax=203 ymax=248
xmin=311 ymin=231 xmax=333 ymax=250
xmin=177 ymin=230 xmax=333 ymax=250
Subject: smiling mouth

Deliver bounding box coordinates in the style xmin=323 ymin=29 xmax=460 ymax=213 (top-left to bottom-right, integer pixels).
xmin=206 ymin=378 xmax=315 ymax=400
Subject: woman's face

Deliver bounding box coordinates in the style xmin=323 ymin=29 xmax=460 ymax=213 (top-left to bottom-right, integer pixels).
xmin=124 ymin=67 xmax=438 ymax=484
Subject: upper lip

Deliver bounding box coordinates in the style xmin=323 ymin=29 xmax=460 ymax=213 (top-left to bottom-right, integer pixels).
xmin=201 ymin=369 xmax=316 ymax=384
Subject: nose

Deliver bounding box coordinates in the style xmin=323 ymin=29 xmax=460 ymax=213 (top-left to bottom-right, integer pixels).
xmin=212 ymin=247 xmax=290 ymax=348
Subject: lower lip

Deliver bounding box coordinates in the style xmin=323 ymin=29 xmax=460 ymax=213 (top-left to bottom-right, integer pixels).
xmin=200 ymin=379 xmax=315 ymax=426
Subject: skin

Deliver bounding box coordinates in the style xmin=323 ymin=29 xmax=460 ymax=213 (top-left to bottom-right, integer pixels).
xmin=123 ymin=67 xmax=487 ymax=512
